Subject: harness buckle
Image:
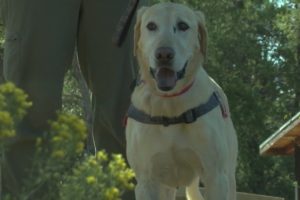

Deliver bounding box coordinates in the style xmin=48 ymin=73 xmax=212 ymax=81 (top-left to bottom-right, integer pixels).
xmin=161 ymin=117 xmax=170 ymax=127
xmin=183 ymin=110 xmax=197 ymax=124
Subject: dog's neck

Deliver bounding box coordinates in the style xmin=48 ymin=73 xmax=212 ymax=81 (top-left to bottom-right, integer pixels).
xmin=131 ymin=67 xmax=215 ymax=117
xmin=156 ymin=79 xmax=195 ymax=98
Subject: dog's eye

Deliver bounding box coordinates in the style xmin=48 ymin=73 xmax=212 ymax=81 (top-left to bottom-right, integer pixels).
xmin=177 ymin=21 xmax=189 ymax=31
xmin=146 ymin=22 xmax=157 ymax=31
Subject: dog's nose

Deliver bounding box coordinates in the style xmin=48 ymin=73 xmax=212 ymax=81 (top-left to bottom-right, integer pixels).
xmin=155 ymin=47 xmax=175 ymax=63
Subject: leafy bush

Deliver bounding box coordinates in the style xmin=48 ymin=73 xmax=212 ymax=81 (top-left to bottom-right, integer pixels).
xmin=0 ymin=82 xmax=31 ymax=140
xmin=60 ymin=152 xmax=134 ymax=200
xmin=0 ymin=82 xmax=134 ymax=200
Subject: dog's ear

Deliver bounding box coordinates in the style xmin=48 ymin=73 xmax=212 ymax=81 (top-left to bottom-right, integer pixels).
xmin=134 ymin=7 xmax=148 ymax=57
xmin=195 ymin=11 xmax=208 ymax=61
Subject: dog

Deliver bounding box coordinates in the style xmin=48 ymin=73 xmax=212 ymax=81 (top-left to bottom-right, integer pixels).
xmin=125 ymin=2 xmax=238 ymax=200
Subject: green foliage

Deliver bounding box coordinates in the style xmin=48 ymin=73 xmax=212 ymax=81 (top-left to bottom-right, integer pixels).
xmin=60 ymin=152 xmax=134 ymax=200
xmin=20 ymin=113 xmax=87 ymax=200
xmin=62 ymin=69 xmax=84 ymax=117
xmin=0 ymin=83 xmax=134 ymax=200
xmin=0 ymin=82 xmax=31 ymax=142
xmin=0 ymin=83 xmax=32 ymax=123
xmin=0 ymin=24 xmax=3 ymax=46
xmin=0 ymin=83 xmax=31 ymax=200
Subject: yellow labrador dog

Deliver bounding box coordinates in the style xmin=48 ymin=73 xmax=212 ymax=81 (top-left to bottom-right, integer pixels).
xmin=126 ymin=2 xmax=238 ymax=200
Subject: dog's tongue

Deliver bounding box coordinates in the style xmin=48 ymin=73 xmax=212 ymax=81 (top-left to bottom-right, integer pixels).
xmin=155 ymin=68 xmax=177 ymax=91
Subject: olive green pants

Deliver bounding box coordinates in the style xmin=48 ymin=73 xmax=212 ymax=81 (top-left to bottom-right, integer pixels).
xmin=1 ymin=0 xmax=147 ymax=196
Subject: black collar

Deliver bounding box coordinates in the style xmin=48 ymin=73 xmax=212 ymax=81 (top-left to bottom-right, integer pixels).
xmin=127 ymin=92 xmax=222 ymax=127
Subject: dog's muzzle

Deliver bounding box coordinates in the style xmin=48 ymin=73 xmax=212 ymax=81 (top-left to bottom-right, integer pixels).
xmin=150 ymin=61 xmax=188 ymax=91
xmin=149 ymin=47 xmax=188 ymax=91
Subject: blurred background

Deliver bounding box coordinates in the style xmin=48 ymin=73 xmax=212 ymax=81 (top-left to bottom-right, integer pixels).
xmin=0 ymin=0 xmax=299 ymax=199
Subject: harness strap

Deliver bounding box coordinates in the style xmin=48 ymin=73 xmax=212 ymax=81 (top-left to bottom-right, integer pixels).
xmin=112 ymin=0 xmax=140 ymax=47
xmin=127 ymin=92 xmax=223 ymax=127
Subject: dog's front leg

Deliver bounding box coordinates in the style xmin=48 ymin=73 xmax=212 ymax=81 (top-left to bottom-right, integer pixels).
xmin=228 ymin=172 xmax=237 ymax=200
xmin=205 ymin=172 xmax=231 ymax=200
xmin=135 ymin=180 xmax=176 ymax=200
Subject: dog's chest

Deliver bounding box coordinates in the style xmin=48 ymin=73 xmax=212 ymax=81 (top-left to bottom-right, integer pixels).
xmin=150 ymin=146 xmax=203 ymax=187
xmin=127 ymin=122 xmax=205 ymax=187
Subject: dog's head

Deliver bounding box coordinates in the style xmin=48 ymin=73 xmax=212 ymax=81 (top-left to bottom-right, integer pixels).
xmin=134 ymin=3 xmax=207 ymax=92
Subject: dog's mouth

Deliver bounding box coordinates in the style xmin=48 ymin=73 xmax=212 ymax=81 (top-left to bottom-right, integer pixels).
xmin=150 ymin=61 xmax=188 ymax=91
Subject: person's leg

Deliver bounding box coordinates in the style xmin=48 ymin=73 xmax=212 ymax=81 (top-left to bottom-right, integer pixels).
xmin=2 ymin=0 xmax=81 ymax=194
xmin=77 ymin=3 xmax=148 ymax=198
xmin=77 ymin=0 xmax=149 ymax=155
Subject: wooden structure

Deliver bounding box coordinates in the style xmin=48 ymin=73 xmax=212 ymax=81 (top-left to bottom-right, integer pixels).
xmin=176 ymin=187 xmax=284 ymax=200
xmin=260 ymin=112 xmax=300 ymax=200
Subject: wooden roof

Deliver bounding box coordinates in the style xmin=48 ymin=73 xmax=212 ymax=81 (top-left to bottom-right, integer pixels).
xmin=260 ymin=112 xmax=300 ymax=155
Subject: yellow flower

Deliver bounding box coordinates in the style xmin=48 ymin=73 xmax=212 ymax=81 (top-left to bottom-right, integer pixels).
xmin=126 ymin=182 xmax=135 ymax=190
xmin=59 ymin=130 xmax=70 ymax=139
xmin=104 ymin=187 xmax=120 ymax=200
xmin=73 ymin=121 xmax=87 ymax=135
xmin=52 ymin=136 xmax=62 ymax=143
xmin=97 ymin=151 xmax=108 ymax=161
xmin=0 ymin=82 xmax=31 ymax=122
xmin=0 ymin=111 xmax=13 ymax=125
xmin=113 ymin=154 xmax=126 ymax=168
xmin=88 ymin=158 xmax=97 ymax=166
xmin=36 ymin=137 xmax=43 ymax=146
xmin=51 ymin=150 xmax=65 ymax=158
xmin=86 ymin=176 xmax=97 ymax=185
xmin=0 ymin=130 xmax=15 ymax=138
xmin=76 ymin=142 xmax=84 ymax=153
xmin=50 ymin=122 xmax=60 ymax=131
